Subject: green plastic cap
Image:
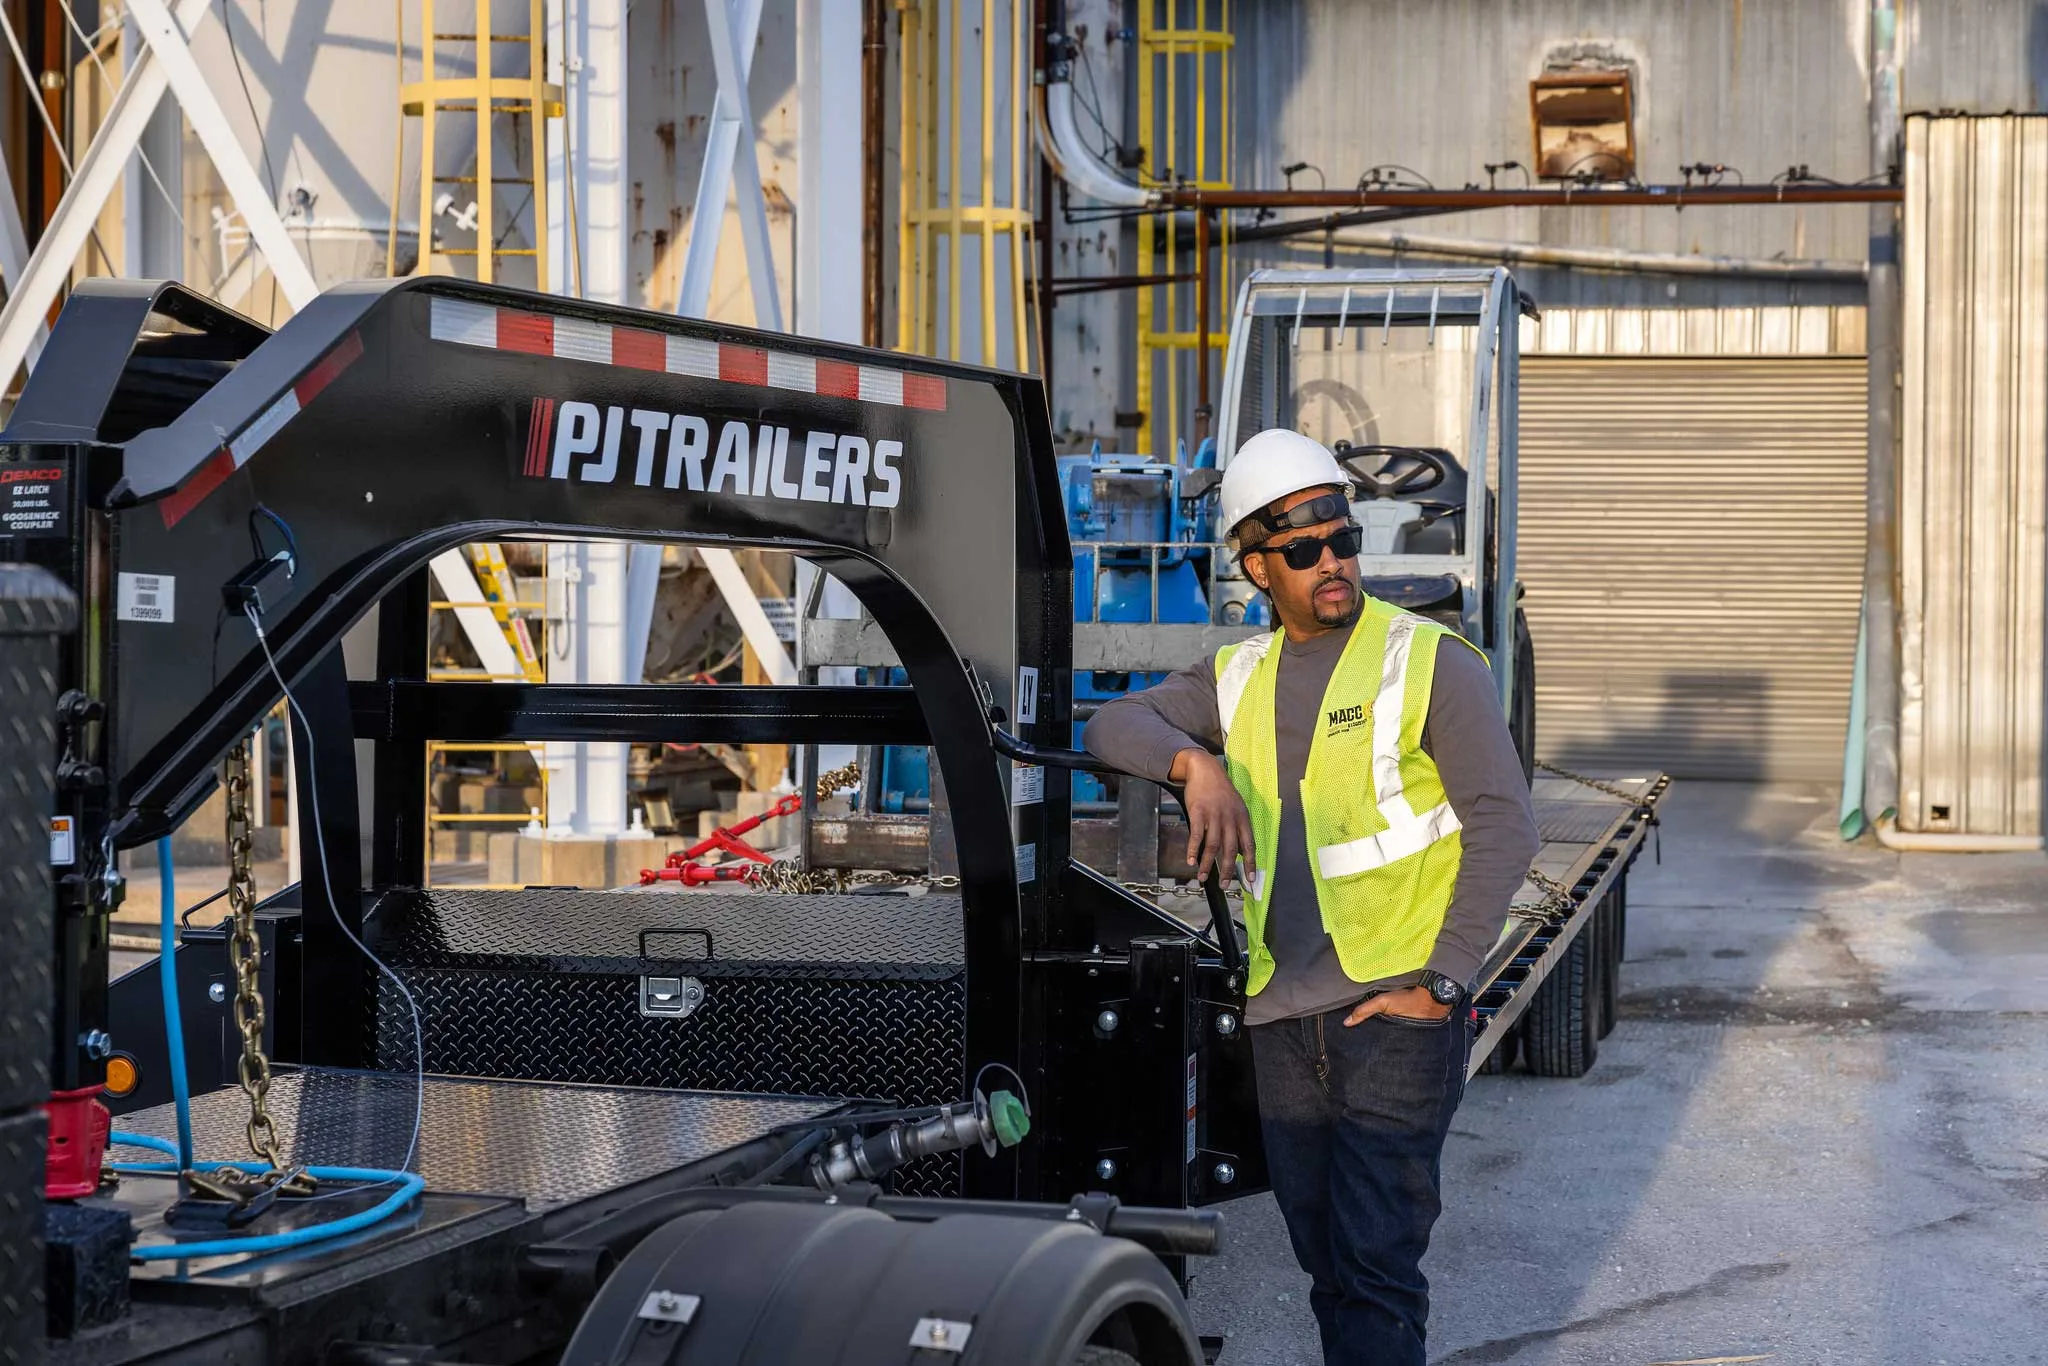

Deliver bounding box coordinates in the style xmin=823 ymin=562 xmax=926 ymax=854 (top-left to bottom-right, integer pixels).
xmin=988 ymin=1090 xmax=1031 ymax=1147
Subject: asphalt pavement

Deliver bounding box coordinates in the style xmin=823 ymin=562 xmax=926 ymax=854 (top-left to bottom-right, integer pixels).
xmin=1189 ymin=780 xmax=2048 ymax=1365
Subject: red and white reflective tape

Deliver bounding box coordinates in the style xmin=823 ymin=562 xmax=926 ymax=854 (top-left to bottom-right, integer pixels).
xmin=159 ymin=331 xmax=365 ymax=529
xmin=428 ymin=296 xmax=948 ymax=412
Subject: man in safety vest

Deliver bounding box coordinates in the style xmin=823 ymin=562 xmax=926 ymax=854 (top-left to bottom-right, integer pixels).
xmin=1084 ymin=428 xmax=1540 ymax=1366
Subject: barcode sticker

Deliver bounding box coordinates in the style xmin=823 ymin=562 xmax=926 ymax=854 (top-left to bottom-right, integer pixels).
xmin=117 ymin=572 xmax=175 ymax=623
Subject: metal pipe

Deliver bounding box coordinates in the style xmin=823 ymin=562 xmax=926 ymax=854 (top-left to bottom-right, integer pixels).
xmin=1861 ymin=0 xmax=1904 ymax=830
xmin=1195 ymin=208 xmax=1211 ymax=414
xmin=1319 ymin=227 xmax=1868 ymax=283
xmin=1873 ymin=818 xmax=2042 ymax=853
xmin=862 ymin=0 xmax=887 ymax=348
xmin=1162 ymin=185 xmax=1902 ymax=210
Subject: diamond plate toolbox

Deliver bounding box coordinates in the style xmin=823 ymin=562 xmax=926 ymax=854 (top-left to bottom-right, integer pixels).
xmin=0 ymin=1110 xmax=46 ymax=1361
xmin=0 ymin=565 xmax=76 ymax=1114
xmin=370 ymin=889 xmax=969 ymax=1195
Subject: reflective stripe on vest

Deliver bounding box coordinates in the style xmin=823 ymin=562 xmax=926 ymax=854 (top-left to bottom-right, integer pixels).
xmin=1214 ymin=601 xmax=1469 ymax=992
xmin=1316 ymin=613 xmax=1463 ymax=877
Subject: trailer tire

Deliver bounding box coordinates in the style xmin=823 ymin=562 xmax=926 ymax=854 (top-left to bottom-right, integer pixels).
xmin=1072 ymin=1350 xmax=1144 ymax=1366
xmin=1595 ymin=894 xmax=1619 ymax=1040
xmin=1522 ymin=928 xmax=1598 ymax=1078
xmin=1476 ymin=1021 xmax=1518 ymax=1075
xmin=1508 ymin=608 xmax=1536 ymax=790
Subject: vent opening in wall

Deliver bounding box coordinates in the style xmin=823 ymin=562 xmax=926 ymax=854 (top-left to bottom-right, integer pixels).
xmin=1530 ymin=68 xmax=1635 ymax=182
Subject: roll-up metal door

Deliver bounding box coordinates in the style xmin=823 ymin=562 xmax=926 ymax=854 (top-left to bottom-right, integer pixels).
xmin=1518 ymin=357 xmax=1867 ymax=781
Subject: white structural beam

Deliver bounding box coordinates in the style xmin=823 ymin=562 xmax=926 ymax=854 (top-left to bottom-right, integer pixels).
xmin=676 ymin=0 xmax=778 ymax=328
xmin=0 ymin=0 xmax=211 ymax=388
xmin=793 ymin=0 xmax=866 ymax=776
xmin=0 ymin=119 xmax=45 ymax=365
xmin=701 ymin=549 xmax=796 ymax=685
xmin=428 ymin=550 xmax=526 ymax=683
xmin=660 ymin=0 xmax=797 ymax=695
xmin=543 ymin=0 xmax=639 ymax=837
xmin=796 ymin=0 xmax=862 ymax=343
xmin=125 ymin=0 xmax=318 ymax=309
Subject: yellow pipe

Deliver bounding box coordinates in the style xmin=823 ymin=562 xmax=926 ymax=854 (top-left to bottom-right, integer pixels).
xmin=474 ymin=0 xmax=494 ymax=281
xmin=530 ymin=0 xmax=548 ymax=291
xmin=979 ymin=0 xmax=997 ymax=367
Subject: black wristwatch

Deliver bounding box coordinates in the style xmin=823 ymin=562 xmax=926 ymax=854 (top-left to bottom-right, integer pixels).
xmin=1417 ymin=971 xmax=1466 ymax=1007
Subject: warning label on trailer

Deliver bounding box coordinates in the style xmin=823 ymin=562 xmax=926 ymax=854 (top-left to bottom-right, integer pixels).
xmin=0 ymin=460 xmax=68 ymax=540
xmin=50 ymin=817 xmax=74 ymax=867
xmin=117 ymin=573 xmax=175 ymax=624
xmin=1185 ymin=1054 xmax=1198 ymax=1164
xmin=1016 ymin=841 xmax=1037 ymax=885
xmin=1012 ymin=764 xmax=1044 ymax=807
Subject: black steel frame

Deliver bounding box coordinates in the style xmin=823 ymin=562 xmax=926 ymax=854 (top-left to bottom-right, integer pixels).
xmin=3 ymin=276 xmax=1264 ymax=1215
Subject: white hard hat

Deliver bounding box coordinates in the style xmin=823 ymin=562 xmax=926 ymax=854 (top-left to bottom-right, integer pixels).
xmin=1219 ymin=429 xmax=1350 ymax=546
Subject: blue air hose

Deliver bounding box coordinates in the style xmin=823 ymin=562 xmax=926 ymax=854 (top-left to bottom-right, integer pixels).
xmin=135 ymin=813 xmax=421 ymax=1260
xmin=107 ymin=1133 xmax=424 ymax=1260
xmin=157 ymin=837 xmax=194 ymax=1171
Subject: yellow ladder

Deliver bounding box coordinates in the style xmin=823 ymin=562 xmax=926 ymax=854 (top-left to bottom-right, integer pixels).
xmin=1135 ymin=0 xmax=1233 ymax=459
xmin=392 ymin=0 xmax=565 ymax=286
xmin=468 ymin=542 xmax=544 ymax=682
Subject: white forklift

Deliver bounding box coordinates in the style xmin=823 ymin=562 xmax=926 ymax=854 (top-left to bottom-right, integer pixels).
xmin=1210 ymin=266 xmax=1538 ymax=783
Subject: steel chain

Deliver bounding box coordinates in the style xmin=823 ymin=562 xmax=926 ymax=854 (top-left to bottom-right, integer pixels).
xmin=224 ymin=741 xmax=286 ymax=1171
xmin=1533 ymin=759 xmax=1654 ymax=813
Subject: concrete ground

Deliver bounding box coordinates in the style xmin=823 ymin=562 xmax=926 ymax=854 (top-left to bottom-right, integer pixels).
xmin=1191 ymin=780 xmax=2048 ymax=1365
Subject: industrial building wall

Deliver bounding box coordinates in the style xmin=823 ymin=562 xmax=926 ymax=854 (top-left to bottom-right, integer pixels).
xmin=1517 ymin=313 xmax=1867 ymax=783
xmin=1898 ymin=113 xmax=2047 ymax=838
xmin=1231 ymin=0 xmax=2045 ymax=268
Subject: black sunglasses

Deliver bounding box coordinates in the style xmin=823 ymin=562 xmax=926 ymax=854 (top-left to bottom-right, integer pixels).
xmin=1247 ymin=523 xmax=1363 ymax=571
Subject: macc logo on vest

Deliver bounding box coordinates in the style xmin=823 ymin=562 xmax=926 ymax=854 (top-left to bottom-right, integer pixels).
xmin=524 ymin=398 xmax=903 ymax=509
xmin=1326 ymin=703 xmax=1366 ymax=736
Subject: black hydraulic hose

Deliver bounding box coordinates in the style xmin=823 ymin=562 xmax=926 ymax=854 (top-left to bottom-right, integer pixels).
xmin=990 ymin=728 xmax=1246 ymax=973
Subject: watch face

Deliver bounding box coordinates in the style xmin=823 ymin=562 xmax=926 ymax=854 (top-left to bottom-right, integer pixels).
xmin=1431 ymin=977 xmax=1460 ymax=1003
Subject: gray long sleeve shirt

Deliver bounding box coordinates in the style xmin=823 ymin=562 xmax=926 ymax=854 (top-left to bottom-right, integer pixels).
xmin=1082 ymin=617 xmax=1540 ymax=1026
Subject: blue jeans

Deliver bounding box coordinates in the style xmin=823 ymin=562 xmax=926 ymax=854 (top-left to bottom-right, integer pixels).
xmin=1249 ymin=1005 xmax=1470 ymax=1366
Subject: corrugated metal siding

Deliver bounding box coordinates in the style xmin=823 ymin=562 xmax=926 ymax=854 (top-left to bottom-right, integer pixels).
xmin=1522 ymin=306 xmax=1866 ymax=357
xmin=1229 ymin=0 xmax=2045 ymax=284
xmin=1898 ymin=114 xmax=2047 ymax=837
xmin=1520 ymin=358 xmax=1867 ymax=780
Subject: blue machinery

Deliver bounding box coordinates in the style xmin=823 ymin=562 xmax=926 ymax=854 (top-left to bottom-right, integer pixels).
xmin=872 ymin=442 xmax=1255 ymax=811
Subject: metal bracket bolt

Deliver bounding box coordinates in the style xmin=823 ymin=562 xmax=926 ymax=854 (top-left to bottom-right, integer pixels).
xmin=79 ymin=1029 xmax=112 ymax=1061
xmin=637 ymin=1290 xmax=700 ymax=1325
xmin=209 ymin=982 xmax=227 ymax=1003
xmin=1095 ymin=1158 xmax=1118 ymax=1180
xmin=909 ymin=1317 xmax=974 ymax=1354
xmin=1215 ymin=1011 xmax=1238 ymax=1036
xmin=1096 ymin=1009 xmax=1120 ymax=1034
xmin=1212 ymin=1162 xmax=1237 ymax=1186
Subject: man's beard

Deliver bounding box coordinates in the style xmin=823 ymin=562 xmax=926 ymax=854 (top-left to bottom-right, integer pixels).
xmin=1311 ymin=576 xmax=1363 ymax=627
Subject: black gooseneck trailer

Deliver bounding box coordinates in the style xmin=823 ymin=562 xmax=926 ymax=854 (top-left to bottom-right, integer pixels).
xmin=4 ymin=276 xmax=1261 ymax=1364
xmin=1 ymin=275 xmax=1662 ymax=1365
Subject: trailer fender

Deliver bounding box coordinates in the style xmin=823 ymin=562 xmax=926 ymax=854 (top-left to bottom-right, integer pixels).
xmin=564 ymin=1199 xmax=1201 ymax=1366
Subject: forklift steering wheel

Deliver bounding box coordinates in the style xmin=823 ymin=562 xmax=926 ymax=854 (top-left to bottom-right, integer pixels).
xmin=1334 ymin=443 xmax=1456 ymax=502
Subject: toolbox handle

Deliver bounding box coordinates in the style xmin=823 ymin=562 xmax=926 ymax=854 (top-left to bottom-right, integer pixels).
xmin=639 ymin=927 xmax=714 ymax=961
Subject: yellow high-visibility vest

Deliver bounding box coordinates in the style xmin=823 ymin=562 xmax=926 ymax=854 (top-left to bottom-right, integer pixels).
xmin=1214 ymin=598 xmax=1471 ymax=995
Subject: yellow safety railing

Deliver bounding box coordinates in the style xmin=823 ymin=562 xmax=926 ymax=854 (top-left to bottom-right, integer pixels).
xmin=425 ymin=741 xmax=548 ymax=890
xmin=421 ymin=544 xmax=549 ymax=885
xmin=1135 ymin=0 xmax=1233 ymax=459
xmin=392 ymin=0 xmax=565 ymax=285
xmin=898 ymin=0 xmax=1037 ymax=370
